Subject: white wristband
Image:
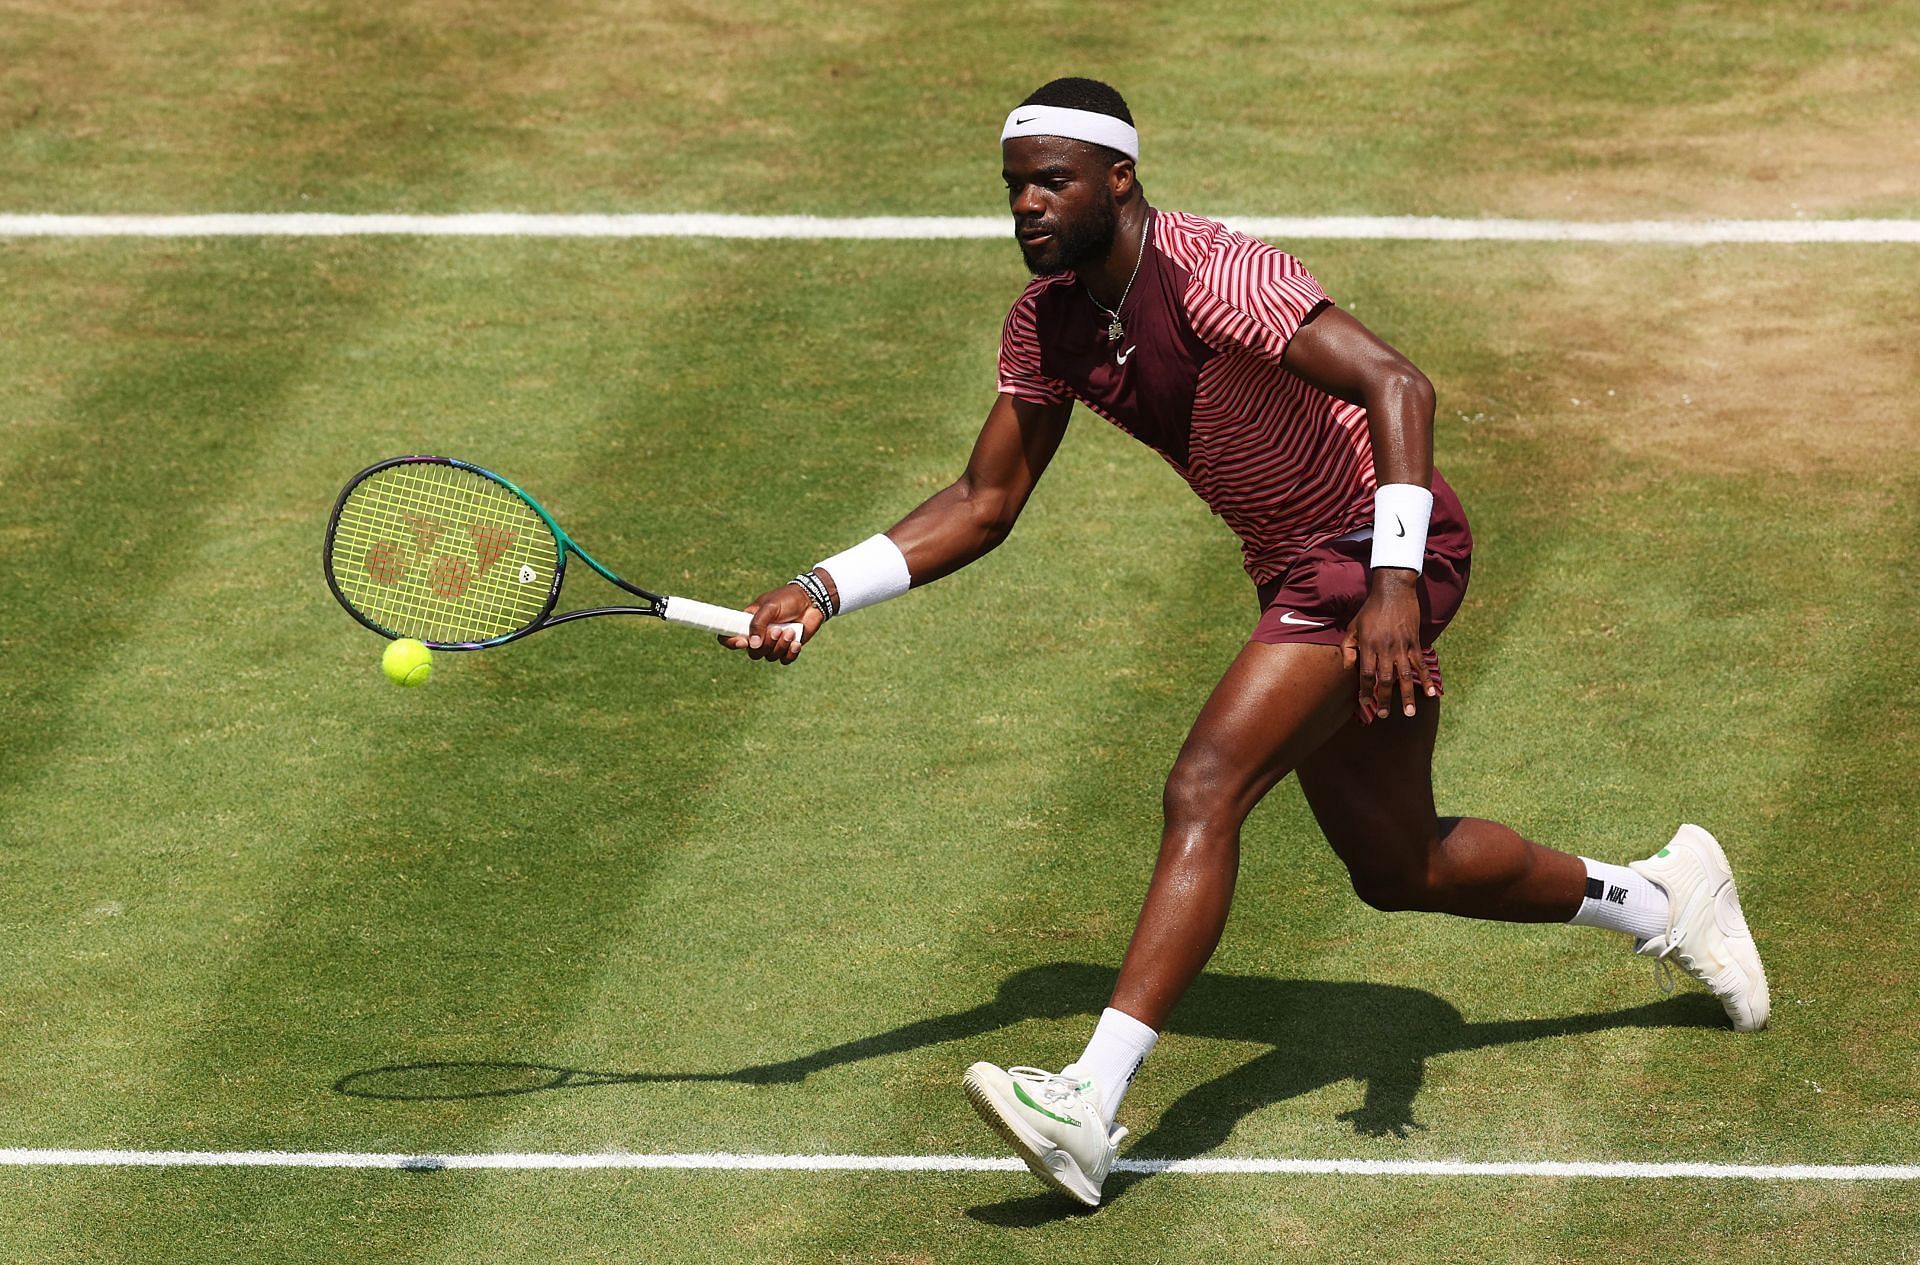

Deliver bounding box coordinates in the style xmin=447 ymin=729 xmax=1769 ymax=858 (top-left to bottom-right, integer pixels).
xmin=1368 ymin=483 xmax=1434 ymax=572
xmin=815 ymin=533 xmax=912 ymax=614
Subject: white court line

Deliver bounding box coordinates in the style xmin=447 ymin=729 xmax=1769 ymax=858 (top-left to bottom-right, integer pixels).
xmin=0 ymin=213 xmax=1917 ymax=243
xmin=2 ymin=1148 xmax=1916 ymax=1179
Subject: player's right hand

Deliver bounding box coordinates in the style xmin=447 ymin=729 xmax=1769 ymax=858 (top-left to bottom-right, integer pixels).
xmin=1341 ymin=569 xmax=1432 ymax=719
xmin=722 ymin=582 xmax=821 ymax=664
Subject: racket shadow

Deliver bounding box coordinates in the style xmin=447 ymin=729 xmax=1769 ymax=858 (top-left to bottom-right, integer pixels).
xmin=332 ymin=1061 xmax=740 ymax=1101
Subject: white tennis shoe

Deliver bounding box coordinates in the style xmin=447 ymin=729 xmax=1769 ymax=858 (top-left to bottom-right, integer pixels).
xmin=1630 ymin=824 xmax=1770 ymax=1032
xmin=963 ymin=1062 xmax=1126 ymax=1207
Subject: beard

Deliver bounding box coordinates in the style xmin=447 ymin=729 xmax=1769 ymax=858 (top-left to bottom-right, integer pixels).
xmin=1016 ymin=193 xmax=1119 ymax=277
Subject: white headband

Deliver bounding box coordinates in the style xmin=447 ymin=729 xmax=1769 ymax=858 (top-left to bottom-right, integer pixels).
xmin=999 ymin=104 xmax=1139 ymax=161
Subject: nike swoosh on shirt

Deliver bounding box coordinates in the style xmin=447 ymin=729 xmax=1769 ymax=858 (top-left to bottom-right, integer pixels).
xmin=1277 ymin=612 xmax=1326 ymax=627
xmin=1115 ymin=345 xmax=1136 ymax=365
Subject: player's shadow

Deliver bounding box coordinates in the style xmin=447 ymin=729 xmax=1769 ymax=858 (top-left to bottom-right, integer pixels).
xmin=335 ymin=961 xmax=1719 ymax=1218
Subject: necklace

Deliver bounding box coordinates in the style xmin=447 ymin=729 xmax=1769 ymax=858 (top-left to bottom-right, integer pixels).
xmin=1089 ymin=212 xmax=1150 ymax=343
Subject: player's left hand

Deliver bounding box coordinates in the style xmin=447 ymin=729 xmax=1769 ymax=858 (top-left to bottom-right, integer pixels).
xmin=1341 ymin=569 xmax=1435 ymax=720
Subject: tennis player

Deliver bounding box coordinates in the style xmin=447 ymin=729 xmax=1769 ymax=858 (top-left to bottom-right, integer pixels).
xmin=726 ymin=77 xmax=1769 ymax=1208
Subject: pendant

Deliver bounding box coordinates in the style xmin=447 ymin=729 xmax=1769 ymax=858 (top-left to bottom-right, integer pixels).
xmin=1106 ymin=318 xmax=1124 ymax=342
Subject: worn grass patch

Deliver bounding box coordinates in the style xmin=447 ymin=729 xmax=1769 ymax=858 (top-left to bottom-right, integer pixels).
xmin=1489 ymin=245 xmax=1920 ymax=473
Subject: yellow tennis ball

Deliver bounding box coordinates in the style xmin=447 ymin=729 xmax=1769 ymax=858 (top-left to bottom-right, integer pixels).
xmin=381 ymin=638 xmax=433 ymax=688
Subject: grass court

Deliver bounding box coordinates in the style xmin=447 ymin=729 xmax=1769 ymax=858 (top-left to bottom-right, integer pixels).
xmin=1 ymin=2 xmax=1917 ymax=1260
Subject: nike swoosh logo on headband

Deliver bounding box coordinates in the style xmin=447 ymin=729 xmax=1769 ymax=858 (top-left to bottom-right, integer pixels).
xmin=1014 ymin=115 xmax=1036 ymax=125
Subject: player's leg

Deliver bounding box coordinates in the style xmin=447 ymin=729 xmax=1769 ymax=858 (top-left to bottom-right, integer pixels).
xmin=1296 ymin=704 xmax=1769 ymax=1030
xmin=964 ymin=639 xmax=1353 ymax=1206
xmin=1105 ymin=641 xmax=1354 ymax=1026
xmin=1294 ymin=701 xmax=1589 ymax=919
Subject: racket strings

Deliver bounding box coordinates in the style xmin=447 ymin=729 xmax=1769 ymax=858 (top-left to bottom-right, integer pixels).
xmin=329 ymin=463 xmax=559 ymax=644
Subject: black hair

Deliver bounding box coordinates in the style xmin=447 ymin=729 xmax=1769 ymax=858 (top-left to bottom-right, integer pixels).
xmin=1017 ymin=77 xmax=1135 ymax=172
xmin=1019 ymin=77 xmax=1134 ymax=125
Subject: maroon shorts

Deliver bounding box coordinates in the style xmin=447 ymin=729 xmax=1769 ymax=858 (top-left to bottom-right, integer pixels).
xmin=1251 ymin=471 xmax=1473 ymax=691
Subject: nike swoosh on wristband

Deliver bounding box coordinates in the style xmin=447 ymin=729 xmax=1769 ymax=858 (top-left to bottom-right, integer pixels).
xmin=1277 ymin=611 xmax=1326 ymax=627
xmin=1394 ymin=514 xmax=1406 ymax=537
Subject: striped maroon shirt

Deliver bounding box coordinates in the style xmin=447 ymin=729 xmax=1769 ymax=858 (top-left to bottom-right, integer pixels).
xmin=997 ymin=208 xmax=1377 ymax=585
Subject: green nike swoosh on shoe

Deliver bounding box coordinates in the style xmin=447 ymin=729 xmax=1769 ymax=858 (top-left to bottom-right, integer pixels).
xmin=1012 ymin=1080 xmax=1082 ymax=1127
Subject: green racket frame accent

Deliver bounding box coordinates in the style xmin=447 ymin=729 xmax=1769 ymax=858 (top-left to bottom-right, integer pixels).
xmin=324 ymin=455 xmax=672 ymax=650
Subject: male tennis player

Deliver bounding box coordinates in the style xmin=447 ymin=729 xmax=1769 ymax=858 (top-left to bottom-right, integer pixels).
xmin=726 ymin=77 xmax=1768 ymax=1208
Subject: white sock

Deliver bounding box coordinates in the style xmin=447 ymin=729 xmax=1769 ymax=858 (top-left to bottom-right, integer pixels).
xmin=1062 ymin=1007 xmax=1158 ymax=1129
xmin=1568 ymin=857 xmax=1671 ymax=941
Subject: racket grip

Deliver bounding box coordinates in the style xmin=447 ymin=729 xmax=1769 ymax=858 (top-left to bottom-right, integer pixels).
xmin=661 ymin=596 xmax=804 ymax=644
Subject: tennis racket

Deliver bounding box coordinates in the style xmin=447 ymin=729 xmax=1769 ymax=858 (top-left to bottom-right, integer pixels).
xmin=323 ymin=455 xmax=800 ymax=650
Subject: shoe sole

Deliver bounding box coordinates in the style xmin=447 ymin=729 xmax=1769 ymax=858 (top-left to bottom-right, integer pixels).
xmin=1658 ymin=824 xmax=1772 ymax=1032
xmin=962 ymin=1064 xmax=1101 ymax=1207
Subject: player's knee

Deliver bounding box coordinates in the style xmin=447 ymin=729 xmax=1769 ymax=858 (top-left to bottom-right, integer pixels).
xmin=1162 ymin=755 xmax=1239 ymax=833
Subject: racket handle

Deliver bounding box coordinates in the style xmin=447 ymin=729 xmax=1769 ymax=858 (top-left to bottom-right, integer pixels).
xmin=661 ymin=596 xmax=804 ymax=644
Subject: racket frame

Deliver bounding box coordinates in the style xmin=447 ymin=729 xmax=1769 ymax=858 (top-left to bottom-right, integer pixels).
xmin=325 ymin=455 xmax=686 ymax=651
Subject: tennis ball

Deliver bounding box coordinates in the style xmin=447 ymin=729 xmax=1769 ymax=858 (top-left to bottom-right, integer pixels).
xmin=381 ymin=638 xmax=433 ymax=688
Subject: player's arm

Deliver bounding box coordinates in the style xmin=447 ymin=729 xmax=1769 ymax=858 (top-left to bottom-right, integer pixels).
xmin=1280 ymin=305 xmax=1438 ymax=718
xmin=729 ymin=392 xmax=1072 ymax=662
xmin=885 ymin=392 xmax=1073 ymax=585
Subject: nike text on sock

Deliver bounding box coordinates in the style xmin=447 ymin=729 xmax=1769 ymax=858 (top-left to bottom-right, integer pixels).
xmin=1063 ymin=1007 xmax=1159 ymax=1129
xmin=1568 ymin=856 xmax=1671 ymax=941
